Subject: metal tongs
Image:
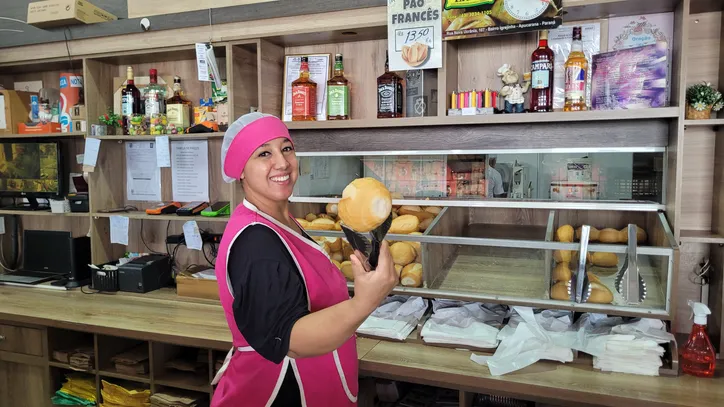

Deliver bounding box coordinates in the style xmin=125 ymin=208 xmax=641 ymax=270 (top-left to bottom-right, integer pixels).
xmin=567 ymin=225 xmax=592 ymax=303
xmin=614 ymin=224 xmax=647 ymax=304
xmin=340 ymin=213 xmax=393 ymax=270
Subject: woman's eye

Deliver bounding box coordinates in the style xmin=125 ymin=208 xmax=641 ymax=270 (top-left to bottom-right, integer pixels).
xmin=258 ymin=151 xmax=270 ymax=157
xmin=283 ymin=146 xmax=295 ymax=152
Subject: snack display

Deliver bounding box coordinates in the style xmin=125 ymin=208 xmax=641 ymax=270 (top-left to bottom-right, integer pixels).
xmin=337 ymin=177 xmax=392 ymax=232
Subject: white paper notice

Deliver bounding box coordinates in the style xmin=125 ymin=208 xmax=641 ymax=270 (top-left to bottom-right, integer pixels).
xmin=82 ymin=138 xmax=101 ymax=168
xmin=387 ymin=0 xmax=443 ymax=71
xmin=0 ymin=95 xmax=7 ymax=130
xmin=196 ymin=43 xmax=210 ymax=81
xmin=171 ymin=140 xmax=209 ymax=202
xmin=155 ymin=136 xmax=171 ymax=167
xmin=110 ymin=216 xmax=129 ymax=245
xmin=126 ymin=141 xmax=162 ymax=201
xmin=183 ymin=220 xmax=203 ymax=251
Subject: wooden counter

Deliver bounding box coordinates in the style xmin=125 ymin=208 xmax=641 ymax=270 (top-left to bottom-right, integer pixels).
xmin=1 ymin=286 xmax=722 ymax=407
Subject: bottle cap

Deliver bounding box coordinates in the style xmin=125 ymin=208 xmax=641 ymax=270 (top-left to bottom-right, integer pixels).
xmin=689 ymin=300 xmax=711 ymax=325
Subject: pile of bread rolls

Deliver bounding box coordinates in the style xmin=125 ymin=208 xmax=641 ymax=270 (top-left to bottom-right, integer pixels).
xmin=550 ymin=224 xmax=614 ymax=304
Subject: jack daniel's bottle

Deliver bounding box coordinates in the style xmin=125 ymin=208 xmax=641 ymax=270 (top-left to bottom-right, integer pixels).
xmin=377 ymin=52 xmax=403 ymax=118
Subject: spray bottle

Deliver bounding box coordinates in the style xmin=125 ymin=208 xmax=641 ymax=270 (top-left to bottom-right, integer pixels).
xmin=679 ymin=300 xmax=716 ymax=377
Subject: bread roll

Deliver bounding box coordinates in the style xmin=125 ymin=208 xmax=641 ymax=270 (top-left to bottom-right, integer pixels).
xmin=326 ymin=202 xmax=338 ymax=216
xmin=342 ymin=241 xmax=354 ymax=260
xmin=305 ymin=213 xmax=317 ymax=222
xmin=587 ymin=272 xmax=601 ymax=284
xmin=556 ymin=225 xmax=574 ymax=242
xmin=588 ymin=282 xmax=613 ymax=304
xmin=296 ymin=218 xmax=310 ymax=229
xmin=424 ymin=206 xmax=441 ymax=215
xmin=552 ymin=263 xmax=572 ymax=282
xmin=598 ymin=228 xmax=622 ymax=244
xmin=324 ymin=237 xmax=342 ymax=252
xmin=321 ymin=242 xmax=332 ymax=255
xmin=392 ymin=211 xmax=398 ymax=219
xmin=331 ymin=251 xmax=344 ymax=263
xmin=591 ymin=252 xmax=618 ymax=268
xmin=307 ymin=218 xmax=335 ymax=230
xmin=390 ymin=215 xmax=420 ymax=234
xmin=418 ymin=217 xmax=433 ymax=232
xmin=318 ymin=213 xmax=335 ymax=221
xmin=399 ymin=205 xmax=422 ymax=213
xmin=395 ymin=264 xmax=403 ymax=274
xmin=390 ymin=242 xmax=417 ymax=266
xmin=400 ymin=263 xmax=423 ymax=287
xmin=576 ymin=226 xmax=600 ymax=242
xmin=553 ymin=250 xmax=572 ymax=264
xmin=334 ymin=220 xmax=343 ymax=231
xmin=619 ymin=225 xmax=647 ymax=243
xmin=551 ymin=281 xmax=570 ymax=301
xmin=407 ymin=232 xmax=422 ymax=253
xmin=338 ymin=178 xmax=392 ymax=232
xmin=340 ymin=261 xmax=354 ymax=281
xmin=331 ymin=259 xmax=342 ymax=270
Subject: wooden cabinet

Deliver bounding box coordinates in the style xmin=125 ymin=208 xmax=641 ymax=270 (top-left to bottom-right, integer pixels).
xmin=0 ymin=323 xmax=44 ymax=357
xmin=0 ymin=361 xmax=48 ymax=407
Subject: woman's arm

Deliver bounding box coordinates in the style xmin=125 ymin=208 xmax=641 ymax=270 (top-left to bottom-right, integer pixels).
xmin=287 ymin=242 xmax=399 ymax=358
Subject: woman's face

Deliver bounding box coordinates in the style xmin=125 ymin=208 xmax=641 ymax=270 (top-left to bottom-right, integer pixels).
xmin=241 ymin=137 xmax=298 ymax=201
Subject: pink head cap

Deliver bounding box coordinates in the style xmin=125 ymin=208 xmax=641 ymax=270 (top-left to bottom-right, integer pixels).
xmin=221 ymin=113 xmax=293 ymax=183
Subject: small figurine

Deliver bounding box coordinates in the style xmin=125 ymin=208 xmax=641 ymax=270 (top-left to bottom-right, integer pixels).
xmin=497 ymin=64 xmax=531 ymax=113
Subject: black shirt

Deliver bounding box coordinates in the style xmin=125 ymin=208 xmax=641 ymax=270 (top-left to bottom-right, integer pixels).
xmin=227 ymin=224 xmax=311 ymax=407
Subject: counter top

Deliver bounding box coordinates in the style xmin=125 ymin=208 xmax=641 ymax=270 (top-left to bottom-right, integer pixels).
xmin=0 ymin=286 xmax=722 ymax=407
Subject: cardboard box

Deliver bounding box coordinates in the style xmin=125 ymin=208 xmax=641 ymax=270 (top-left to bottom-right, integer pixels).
xmin=27 ymin=0 xmax=117 ymax=29
xmin=176 ymin=273 xmax=219 ymax=301
xmin=0 ymin=90 xmax=34 ymax=134
xmin=18 ymin=122 xmax=61 ymax=134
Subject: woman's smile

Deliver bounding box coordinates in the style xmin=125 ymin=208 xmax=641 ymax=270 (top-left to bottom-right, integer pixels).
xmin=270 ymin=173 xmax=291 ymax=185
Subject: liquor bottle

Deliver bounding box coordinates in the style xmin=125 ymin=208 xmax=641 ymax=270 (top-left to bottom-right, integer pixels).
xmin=166 ymin=75 xmax=192 ymax=130
xmin=143 ymin=68 xmax=166 ymax=118
xmin=377 ymin=52 xmax=404 ymax=118
xmin=530 ymin=30 xmax=554 ymax=112
xmin=327 ymin=54 xmax=350 ymax=120
xmin=564 ymin=26 xmax=588 ymax=112
xmin=121 ymin=66 xmax=142 ymax=135
xmin=292 ymin=56 xmax=317 ymax=121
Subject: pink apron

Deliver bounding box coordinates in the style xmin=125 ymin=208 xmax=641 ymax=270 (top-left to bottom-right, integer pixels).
xmin=211 ymin=200 xmax=358 ymax=407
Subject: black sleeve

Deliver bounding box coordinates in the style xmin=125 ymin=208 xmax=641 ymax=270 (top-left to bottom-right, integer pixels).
xmin=227 ymin=225 xmax=310 ymax=364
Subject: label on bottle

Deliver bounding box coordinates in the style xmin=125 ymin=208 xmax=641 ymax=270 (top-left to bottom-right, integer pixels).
xmin=565 ymin=66 xmax=586 ymax=103
xmin=531 ymin=61 xmax=553 ymax=89
xmin=378 ymin=84 xmax=395 ymax=113
xmin=145 ymin=93 xmax=161 ymax=117
xmin=292 ymin=86 xmax=316 ymax=117
xmin=327 ymin=85 xmax=349 ymax=117
xmin=167 ymin=104 xmax=190 ymax=128
xmin=396 ymin=83 xmax=403 ymax=114
xmin=121 ymin=94 xmax=134 ymax=116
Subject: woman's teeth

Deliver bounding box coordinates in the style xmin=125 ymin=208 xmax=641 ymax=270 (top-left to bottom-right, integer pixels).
xmin=271 ymin=175 xmax=290 ymax=182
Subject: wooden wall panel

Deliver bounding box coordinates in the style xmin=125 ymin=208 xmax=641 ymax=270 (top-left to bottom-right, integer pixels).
xmin=127 ymin=0 xmax=277 ymax=18
xmin=258 ymin=40 xmax=285 ymax=117
xmin=680 ymin=127 xmax=716 ymax=231
xmin=232 ymin=43 xmax=260 ymax=117
xmin=686 ymin=12 xmax=722 ymax=87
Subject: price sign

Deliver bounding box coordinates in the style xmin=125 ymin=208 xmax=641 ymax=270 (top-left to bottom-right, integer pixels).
xmin=387 ymin=0 xmax=442 ymax=71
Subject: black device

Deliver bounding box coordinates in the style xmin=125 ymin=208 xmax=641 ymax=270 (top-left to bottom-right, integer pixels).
xmin=176 ymin=201 xmax=209 ymax=216
xmin=117 ymin=254 xmax=172 ymax=293
xmin=90 ymin=261 xmax=120 ymax=292
xmin=0 ymin=140 xmax=64 ymax=211
xmin=0 ymin=230 xmax=90 ymax=286
xmin=68 ymin=175 xmax=89 ymax=213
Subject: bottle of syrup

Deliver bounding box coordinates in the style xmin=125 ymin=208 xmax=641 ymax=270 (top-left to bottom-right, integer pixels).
xmin=680 ymin=300 xmax=716 ymax=378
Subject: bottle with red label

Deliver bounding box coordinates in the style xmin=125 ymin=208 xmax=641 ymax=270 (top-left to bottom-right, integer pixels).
xmin=530 ymin=30 xmax=554 ymax=112
xmin=292 ymin=56 xmax=317 ymax=121
xmin=564 ymin=26 xmax=588 ymax=112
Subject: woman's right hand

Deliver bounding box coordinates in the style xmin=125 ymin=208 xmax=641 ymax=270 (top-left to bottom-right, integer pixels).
xmin=350 ymin=241 xmax=400 ymax=313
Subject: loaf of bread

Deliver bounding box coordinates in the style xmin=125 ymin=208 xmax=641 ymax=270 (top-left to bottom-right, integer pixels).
xmin=331 ymin=251 xmax=344 ymax=263
xmin=553 ymin=250 xmax=572 ymax=264
xmin=342 ymin=241 xmax=354 ymax=260
xmin=340 ymin=261 xmax=354 ymax=281
xmin=395 ymin=264 xmax=403 ymax=274
xmin=588 ymin=282 xmax=614 ymax=304
xmin=390 ymin=215 xmax=420 ymax=234
xmin=399 ymin=205 xmax=422 ymax=212
xmin=556 ymin=225 xmax=574 ymax=242
xmin=398 ymin=206 xmax=435 ymax=222
xmin=424 ymin=206 xmax=441 ymax=215
xmin=591 ymin=252 xmax=619 ymax=267
xmin=418 ymin=217 xmax=433 ymax=232
xmin=337 ymin=178 xmax=392 ymax=232
xmin=296 ymin=218 xmax=310 ymax=229
xmin=390 ymin=242 xmax=417 ymax=266
xmin=331 ymin=259 xmax=342 ymax=270
xmin=587 ymin=272 xmax=601 ymax=284
xmin=576 ymin=226 xmax=601 ymax=242
xmin=306 ymin=218 xmax=335 ymax=230
xmin=305 ymin=213 xmax=317 ymax=222
xmin=326 ymin=202 xmax=338 ymax=216
xmin=324 ymin=237 xmax=342 ymax=252
xmin=334 ymin=220 xmax=343 ymax=231
xmin=400 ymin=263 xmax=423 ymax=287
xmin=598 ymin=228 xmax=622 ymax=243
xmin=550 ymin=281 xmax=570 ymax=301
xmin=619 ymin=225 xmax=647 ymax=243
xmin=552 ymin=263 xmax=572 ymax=282
xmin=318 ymin=213 xmax=335 ymax=221
xmin=407 ymin=232 xmax=422 ymax=253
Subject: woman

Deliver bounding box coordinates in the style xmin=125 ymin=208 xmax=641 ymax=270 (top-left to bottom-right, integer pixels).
xmin=212 ymin=113 xmax=399 ymax=407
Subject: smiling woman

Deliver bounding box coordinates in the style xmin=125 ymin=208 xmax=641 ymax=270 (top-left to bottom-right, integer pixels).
xmin=212 ymin=113 xmax=399 ymax=407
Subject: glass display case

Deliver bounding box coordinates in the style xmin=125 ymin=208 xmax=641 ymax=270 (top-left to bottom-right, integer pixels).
xmin=291 ymin=149 xmax=677 ymax=320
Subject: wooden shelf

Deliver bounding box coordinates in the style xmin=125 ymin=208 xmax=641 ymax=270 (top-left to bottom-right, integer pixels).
xmin=98 ymin=369 xmax=150 ymax=384
xmin=684 ymin=119 xmax=724 ymax=127
xmin=0 ymin=210 xmax=88 ymax=217
xmin=679 ymin=230 xmax=724 ymax=244
xmin=285 ymin=108 xmax=680 ymax=130
xmin=95 ymin=132 xmax=225 ymax=141
xmin=93 ymin=211 xmax=229 ymax=223
xmin=154 ymin=371 xmax=210 ymax=393
xmin=48 ymin=361 xmax=96 ymax=374
xmin=0 ymin=132 xmax=86 ymax=139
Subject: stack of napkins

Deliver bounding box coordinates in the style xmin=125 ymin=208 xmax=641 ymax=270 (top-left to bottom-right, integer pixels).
xmin=357 ymin=296 xmax=428 ymax=340
xmin=150 ymin=389 xmax=202 ymax=407
xmin=51 ymin=374 xmax=97 ymax=406
xmin=99 ymin=380 xmax=150 ymax=407
xmin=69 ymin=347 xmax=95 ymax=371
xmin=421 ymin=301 xmax=506 ymax=349
xmin=111 ymin=344 xmax=149 ymax=376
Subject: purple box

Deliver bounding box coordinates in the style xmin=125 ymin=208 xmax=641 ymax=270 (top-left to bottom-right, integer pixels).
xmin=591 ymin=42 xmax=669 ymax=110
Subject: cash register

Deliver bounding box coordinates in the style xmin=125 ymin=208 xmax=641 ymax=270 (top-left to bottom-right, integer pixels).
xmin=118 ymin=254 xmax=172 ymax=293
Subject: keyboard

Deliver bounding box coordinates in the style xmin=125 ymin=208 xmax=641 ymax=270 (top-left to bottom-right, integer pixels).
xmin=0 ymin=270 xmax=63 ymax=285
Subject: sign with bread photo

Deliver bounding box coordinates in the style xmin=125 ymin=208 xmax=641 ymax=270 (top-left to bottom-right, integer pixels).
xmin=442 ymin=0 xmax=563 ymax=41
xmin=387 ymin=0 xmax=443 ymax=71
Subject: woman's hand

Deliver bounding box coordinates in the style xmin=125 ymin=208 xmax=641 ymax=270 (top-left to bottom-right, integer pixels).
xmin=350 ymin=241 xmax=400 ymax=314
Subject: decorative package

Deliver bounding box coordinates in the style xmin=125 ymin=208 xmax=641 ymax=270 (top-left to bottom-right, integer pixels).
xmin=591 ymin=42 xmax=669 ymax=110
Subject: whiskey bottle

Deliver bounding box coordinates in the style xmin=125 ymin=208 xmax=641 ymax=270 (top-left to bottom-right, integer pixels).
xmin=327 ymin=54 xmax=350 ymax=120
xmin=564 ymin=27 xmax=588 ymax=112
xmin=377 ymin=52 xmax=404 ymax=118
xmin=166 ymin=76 xmax=192 ymax=130
xmin=121 ymin=66 xmax=142 ymax=135
xmin=292 ymin=56 xmax=317 ymax=121
xmin=143 ymin=68 xmax=166 ymax=118
xmin=530 ymin=30 xmax=554 ymax=112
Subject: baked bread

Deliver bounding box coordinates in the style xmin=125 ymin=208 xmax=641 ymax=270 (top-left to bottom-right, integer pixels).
xmin=400 ymin=263 xmax=423 ymax=287
xmin=556 ymin=225 xmax=574 ymax=242
xmin=587 ymin=272 xmax=601 ymax=284
xmin=324 ymin=237 xmax=342 ymax=252
xmin=331 ymin=251 xmax=344 ymax=263
xmin=619 ymin=225 xmax=647 ymax=243
xmin=424 ymin=206 xmax=441 ymax=215
xmin=591 ymin=252 xmax=618 ymax=268
xmin=390 ymin=215 xmax=420 ymax=234
xmin=553 ymin=250 xmax=571 ymax=264
xmin=576 ymin=226 xmax=601 ymax=242
xmin=552 ymin=263 xmax=572 ymax=282
xmin=399 ymin=205 xmax=422 ymax=213
xmin=395 ymin=264 xmax=403 ymax=274
xmin=598 ymin=228 xmax=622 ymax=243
xmin=342 ymin=241 xmax=354 ymax=260
xmin=305 ymin=213 xmax=317 ymax=222
xmin=588 ymin=282 xmax=613 ymax=304
xmin=340 ymin=261 xmax=354 ymax=281
xmin=390 ymin=242 xmax=417 ymax=266
xmin=317 ymin=213 xmax=335 ymax=221
xmin=334 ymin=220 xmax=343 ymax=231
xmin=326 ymin=202 xmax=338 ymax=216
xmin=407 ymin=232 xmax=422 ymax=253
xmin=337 ymin=178 xmax=392 ymax=232
xmin=331 ymin=259 xmax=342 ymax=270
xmin=307 ymin=218 xmax=335 ymax=231
xmin=550 ymin=281 xmax=570 ymax=301
xmin=399 ymin=207 xmax=435 ymax=222
xmin=296 ymin=218 xmax=310 ymax=229
xmin=418 ymin=217 xmax=433 ymax=232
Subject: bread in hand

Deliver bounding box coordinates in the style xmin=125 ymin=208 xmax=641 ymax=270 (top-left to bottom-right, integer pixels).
xmin=400 ymin=263 xmax=423 ymax=287
xmin=556 ymin=225 xmax=574 ymax=242
xmin=390 ymin=214 xmax=420 ymax=234
xmin=390 ymin=242 xmax=417 ymax=266
xmin=338 ymin=178 xmax=392 ymax=232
